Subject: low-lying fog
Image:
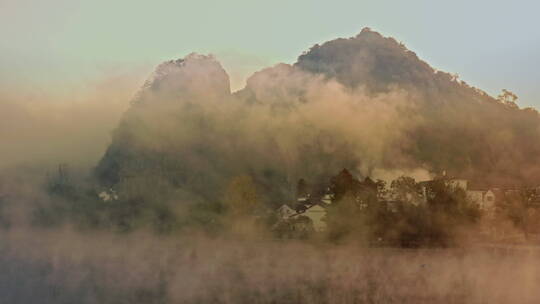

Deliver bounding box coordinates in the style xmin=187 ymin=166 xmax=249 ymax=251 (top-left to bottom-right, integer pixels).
xmin=2 ymin=228 xmax=540 ymax=304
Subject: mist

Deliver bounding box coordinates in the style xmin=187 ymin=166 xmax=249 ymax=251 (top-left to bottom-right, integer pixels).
xmin=0 ymin=72 xmax=144 ymax=171
xmin=2 ymin=29 xmax=540 ymax=303
xmin=2 ymin=228 xmax=540 ymax=303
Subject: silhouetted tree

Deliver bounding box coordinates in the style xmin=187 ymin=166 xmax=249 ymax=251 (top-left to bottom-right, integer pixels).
xmin=390 ymin=176 xmax=422 ymax=204
xmin=222 ymin=175 xmax=267 ymax=237
xmin=330 ymin=169 xmax=360 ymax=202
xmin=296 ymin=178 xmax=309 ymax=198
xmin=223 ymin=175 xmax=261 ymax=217
xmin=497 ymin=89 xmax=518 ymax=108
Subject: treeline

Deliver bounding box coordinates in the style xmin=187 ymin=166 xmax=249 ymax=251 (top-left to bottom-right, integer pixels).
xmin=278 ymin=169 xmax=482 ymax=247
xmin=23 ymin=166 xmax=455 ymax=245
xmin=33 ymin=166 xmax=223 ymax=234
xmin=20 ymin=165 xmax=540 ymax=246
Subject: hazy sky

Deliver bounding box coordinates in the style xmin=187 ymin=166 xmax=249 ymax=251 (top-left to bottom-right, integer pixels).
xmin=1 ymin=0 xmax=539 ymax=106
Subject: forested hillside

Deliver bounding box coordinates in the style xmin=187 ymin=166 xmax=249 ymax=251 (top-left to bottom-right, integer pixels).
xmin=96 ymin=28 xmax=540 ymax=210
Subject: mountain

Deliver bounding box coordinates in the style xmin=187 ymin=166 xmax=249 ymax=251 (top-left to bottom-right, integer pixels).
xmin=95 ymin=28 xmax=540 ymax=206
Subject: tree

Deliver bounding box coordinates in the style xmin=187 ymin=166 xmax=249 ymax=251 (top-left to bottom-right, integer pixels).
xmin=504 ymin=188 xmax=538 ymax=240
xmin=497 ymin=89 xmax=518 ymax=108
xmin=390 ymin=176 xmax=422 ymax=204
xmin=422 ymin=180 xmax=480 ymax=246
xmin=326 ymin=171 xmax=393 ymax=244
xmin=296 ymin=178 xmax=309 ymax=198
xmin=222 ymin=175 xmax=266 ymax=237
xmin=375 ymin=179 xmax=388 ymax=200
xmin=330 ymin=169 xmax=360 ymax=202
xmin=380 ymin=178 xmax=482 ymax=247
xmin=326 ymin=191 xmax=365 ymax=242
xmin=223 ymin=175 xmax=261 ymax=217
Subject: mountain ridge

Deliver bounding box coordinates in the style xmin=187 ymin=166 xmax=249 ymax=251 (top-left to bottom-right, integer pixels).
xmin=95 ymin=28 xmax=540 ymax=206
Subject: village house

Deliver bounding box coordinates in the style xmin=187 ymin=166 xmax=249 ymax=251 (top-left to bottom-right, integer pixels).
xmin=275 ymin=189 xmax=333 ymax=233
xmin=321 ymin=192 xmax=333 ymax=205
xmin=276 ymin=204 xmax=295 ymax=219
xmin=98 ymin=188 xmax=119 ymax=202
xmin=418 ymin=174 xmax=503 ymax=215
xmin=289 ymin=204 xmax=328 ymax=232
xmin=275 ymin=171 xmax=539 ymax=237
xmin=466 ymin=188 xmax=499 ymax=212
xmin=445 ymin=178 xmax=469 ymax=191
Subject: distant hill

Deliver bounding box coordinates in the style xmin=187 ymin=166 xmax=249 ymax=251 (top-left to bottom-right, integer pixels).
xmin=95 ymin=28 xmax=540 ymax=205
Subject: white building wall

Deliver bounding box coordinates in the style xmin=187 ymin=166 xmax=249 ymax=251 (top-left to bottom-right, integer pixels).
xmin=303 ymin=205 xmax=327 ymax=232
xmin=448 ymin=179 xmax=468 ymax=191
xmin=466 ymin=190 xmax=485 ymax=208
xmin=483 ymin=190 xmax=496 ymax=210
xmin=277 ymin=205 xmax=295 ymax=219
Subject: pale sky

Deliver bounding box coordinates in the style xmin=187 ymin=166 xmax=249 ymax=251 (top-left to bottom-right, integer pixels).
xmin=1 ymin=0 xmax=539 ymax=106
